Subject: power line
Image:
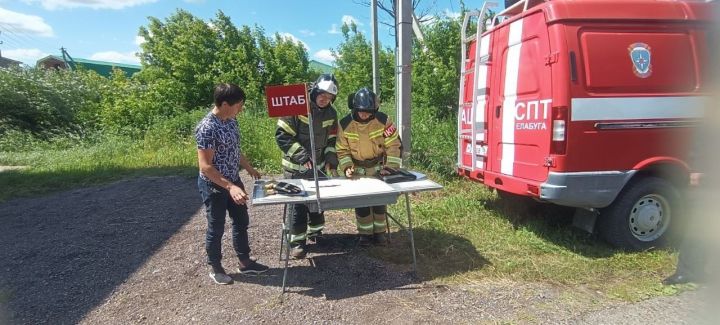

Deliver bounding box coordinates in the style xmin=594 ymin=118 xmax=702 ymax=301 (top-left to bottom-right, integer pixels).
xmin=0 ymin=27 xmax=29 ymax=48
xmin=0 ymin=23 xmax=37 ymax=45
xmin=0 ymin=23 xmax=50 ymax=49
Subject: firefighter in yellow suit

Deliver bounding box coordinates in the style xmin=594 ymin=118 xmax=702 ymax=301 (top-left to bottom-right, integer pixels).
xmin=336 ymin=88 xmax=402 ymax=246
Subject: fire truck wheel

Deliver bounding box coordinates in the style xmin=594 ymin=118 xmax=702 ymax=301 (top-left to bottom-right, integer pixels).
xmin=598 ymin=177 xmax=679 ymax=251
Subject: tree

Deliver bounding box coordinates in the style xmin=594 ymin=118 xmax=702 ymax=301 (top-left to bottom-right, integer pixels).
xmin=333 ymin=22 xmax=395 ymax=113
xmin=137 ymin=9 xmax=311 ymax=112
xmin=411 ymin=14 xmax=462 ymax=119
xmin=138 ymin=9 xmax=220 ymax=110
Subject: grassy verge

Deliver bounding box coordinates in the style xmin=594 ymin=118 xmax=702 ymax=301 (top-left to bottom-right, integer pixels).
xmin=0 ymin=134 xmax=196 ymax=201
xmin=0 ymin=110 xmax=280 ymax=201
xmin=374 ymin=173 xmax=683 ymax=302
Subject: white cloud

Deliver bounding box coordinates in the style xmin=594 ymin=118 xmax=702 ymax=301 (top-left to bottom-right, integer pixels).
xmin=3 ymin=48 xmax=48 ymax=64
xmin=90 ymin=51 xmax=140 ymax=64
xmin=0 ymin=7 xmax=54 ymax=37
xmin=134 ymin=36 xmax=145 ymax=46
xmin=24 ymin=0 xmax=158 ymax=10
xmin=299 ymin=29 xmax=315 ymax=37
xmin=312 ymin=49 xmax=334 ymax=64
xmin=443 ymin=9 xmax=461 ymax=20
xmin=279 ymin=32 xmax=308 ymax=50
xmin=342 ymin=15 xmax=362 ymax=27
xmin=328 ymin=24 xmax=340 ymax=35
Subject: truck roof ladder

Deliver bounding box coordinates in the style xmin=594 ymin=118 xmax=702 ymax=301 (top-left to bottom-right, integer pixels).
xmin=458 ymin=1 xmax=497 ymax=171
xmin=492 ymin=0 xmax=544 ymax=26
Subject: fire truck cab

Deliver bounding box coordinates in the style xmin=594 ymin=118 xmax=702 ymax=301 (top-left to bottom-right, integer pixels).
xmin=458 ymin=0 xmax=714 ymax=249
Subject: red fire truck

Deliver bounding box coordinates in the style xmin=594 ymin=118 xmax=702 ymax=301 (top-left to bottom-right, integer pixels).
xmin=457 ymin=0 xmax=714 ymax=249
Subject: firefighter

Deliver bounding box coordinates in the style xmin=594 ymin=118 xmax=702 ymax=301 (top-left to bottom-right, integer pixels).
xmin=275 ymin=74 xmax=339 ymax=259
xmin=336 ymin=87 xmax=402 ymax=246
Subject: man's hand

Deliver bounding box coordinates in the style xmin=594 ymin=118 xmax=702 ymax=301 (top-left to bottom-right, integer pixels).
xmin=326 ymin=165 xmax=339 ymax=177
xmin=303 ymin=161 xmax=313 ymax=170
xmin=344 ymin=166 xmax=355 ymax=178
xmin=228 ymin=185 xmax=249 ymax=205
xmin=247 ymin=167 xmax=261 ymax=180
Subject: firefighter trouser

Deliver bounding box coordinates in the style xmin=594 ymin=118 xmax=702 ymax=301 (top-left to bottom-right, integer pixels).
xmin=355 ymin=205 xmax=387 ymax=235
xmin=288 ymin=203 xmax=325 ymax=246
xmin=284 ymin=171 xmax=325 ymax=246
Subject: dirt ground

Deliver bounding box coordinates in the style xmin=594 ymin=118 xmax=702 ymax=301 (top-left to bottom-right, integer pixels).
xmin=0 ymin=174 xmax=709 ymax=324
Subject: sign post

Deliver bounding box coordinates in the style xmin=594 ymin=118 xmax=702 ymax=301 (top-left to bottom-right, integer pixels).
xmin=265 ymin=83 xmax=322 ymax=211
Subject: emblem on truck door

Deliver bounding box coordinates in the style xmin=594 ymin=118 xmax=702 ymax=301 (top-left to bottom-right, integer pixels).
xmin=628 ymin=43 xmax=652 ymax=78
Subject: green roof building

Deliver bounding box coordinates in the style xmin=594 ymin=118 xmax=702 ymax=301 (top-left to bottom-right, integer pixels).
xmin=309 ymin=60 xmax=334 ymax=74
xmin=36 ymin=55 xmax=141 ymax=77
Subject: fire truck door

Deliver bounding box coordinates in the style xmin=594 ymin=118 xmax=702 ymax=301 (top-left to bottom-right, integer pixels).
xmin=488 ymin=12 xmax=552 ymax=182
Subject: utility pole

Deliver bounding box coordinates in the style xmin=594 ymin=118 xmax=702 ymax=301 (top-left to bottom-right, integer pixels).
xmin=397 ymin=0 xmax=413 ymax=164
xmin=60 ymin=47 xmax=75 ymax=70
xmin=371 ymin=0 xmax=380 ymax=95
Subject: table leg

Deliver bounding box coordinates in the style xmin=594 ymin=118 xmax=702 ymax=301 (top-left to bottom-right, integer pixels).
xmin=279 ymin=204 xmax=287 ymax=261
xmin=405 ymin=193 xmax=417 ymax=275
xmin=281 ymin=205 xmax=291 ymax=295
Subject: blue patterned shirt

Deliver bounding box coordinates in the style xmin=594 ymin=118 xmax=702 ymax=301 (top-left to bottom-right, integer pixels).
xmin=195 ymin=112 xmax=241 ymax=182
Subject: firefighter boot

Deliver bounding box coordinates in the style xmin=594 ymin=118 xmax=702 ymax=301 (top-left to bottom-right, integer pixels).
xmin=358 ymin=235 xmax=373 ymax=247
xmin=372 ymin=206 xmax=388 ymax=246
xmin=307 ymin=212 xmax=325 ymax=246
xmin=289 ymin=232 xmax=307 ymax=259
xmin=290 ymin=244 xmax=307 ymax=259
xmin=374 ymin=232 xmax=388 ymax=246
xmin=356 ymin=207 xmax=374 ymax=247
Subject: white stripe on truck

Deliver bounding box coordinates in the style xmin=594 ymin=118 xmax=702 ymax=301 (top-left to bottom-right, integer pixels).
xmin=476 ymin=35 xmax=491 ymax=91
xmin=571 ymin=96 xmax=707 ymax=121
xmin=475 ymin=35 xmax=491 ymax=142
xmin=501 ymin=19 xmax=524 ymax=176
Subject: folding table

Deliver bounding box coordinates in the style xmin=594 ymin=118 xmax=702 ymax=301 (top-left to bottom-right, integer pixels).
xmin=251 ymin=172 xmax=442 ymax=294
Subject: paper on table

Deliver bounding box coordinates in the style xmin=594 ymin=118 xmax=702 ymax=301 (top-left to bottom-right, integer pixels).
xmin=300 ymin=178 xmax=396 ymax=198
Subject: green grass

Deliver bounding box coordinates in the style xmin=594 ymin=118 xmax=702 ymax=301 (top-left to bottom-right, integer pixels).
xmin=0 ymin=123 xmax=683 ymax=302
xmin=0 ymin=110 xmax=280 ymax=201
xmin=372 ymin=173 xmax=683 ymax=302
xmin=0 ymin=134 xmax=197 ymax=201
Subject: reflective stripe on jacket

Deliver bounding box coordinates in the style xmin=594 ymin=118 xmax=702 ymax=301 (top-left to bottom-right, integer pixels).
xmin=275 ymin=102 xmax=338 ymax=175
xmin=336 ymin=111 xmax=402 ymax=173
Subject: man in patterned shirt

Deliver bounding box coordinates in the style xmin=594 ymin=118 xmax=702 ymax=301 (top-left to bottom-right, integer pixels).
xmin=196 ymin=83 xmax=269 ymax=285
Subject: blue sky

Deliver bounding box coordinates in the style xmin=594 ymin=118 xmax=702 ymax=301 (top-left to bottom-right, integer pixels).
xmin=0 ymin=0 xmax=492 ymax=67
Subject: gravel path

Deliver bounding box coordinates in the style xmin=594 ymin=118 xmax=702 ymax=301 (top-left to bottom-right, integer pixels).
xmin=0 ymin=175 xmax=707 ymax=324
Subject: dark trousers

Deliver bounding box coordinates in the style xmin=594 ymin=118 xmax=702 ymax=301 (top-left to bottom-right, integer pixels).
xmin=198 ymin=177 xmax=250 ymax=266
xmin=288 ymin=203 xmax=324 ymax=243
xmin=285 ymin=170 xmax=324 ymax=245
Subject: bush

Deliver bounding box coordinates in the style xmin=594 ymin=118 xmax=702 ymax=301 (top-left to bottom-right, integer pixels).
xmin=99 ymin=71 xmax=186 ymax=135
xmin=236 ymin=109 xmax=282 ymax=173
xmin=410 ymin=106 xmax=457 ymax=177
xmin=141 ymin=107 xmax=282 ymax=173
xmin=0 ymin=67 xmax=106 ymax=138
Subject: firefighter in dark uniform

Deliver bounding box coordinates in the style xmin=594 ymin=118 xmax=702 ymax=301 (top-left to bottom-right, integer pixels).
xmin=336 ymin=87 xmax=402 ymax=246
xmin=275 ymin=74 xmax=339 ymax=259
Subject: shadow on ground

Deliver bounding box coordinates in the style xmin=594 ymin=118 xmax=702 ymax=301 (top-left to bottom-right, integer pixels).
xmin=237 ymin=227 xmax=489 ymax=300
xmin=0 ymin=172 xmax=199 ymax=324
xmin=483 ymin=192 xmax=619 ymax=258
